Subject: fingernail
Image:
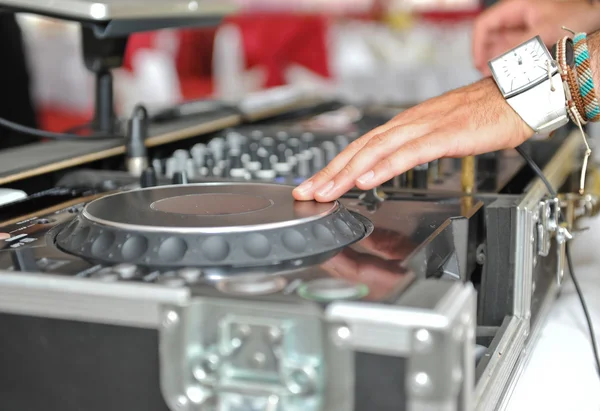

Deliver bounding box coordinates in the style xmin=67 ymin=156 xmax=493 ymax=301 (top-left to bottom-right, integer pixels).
xmin=295 ymin=180 xmax=313 ymax=193
xmin=316 ymin=181 xmax=335 ymax=197
xmin=357 ymin=170 xmax=374 ymax=185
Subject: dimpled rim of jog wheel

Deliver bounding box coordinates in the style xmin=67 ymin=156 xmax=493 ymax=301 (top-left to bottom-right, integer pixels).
xmin=55 ymin=183 xmax=373 ymax=268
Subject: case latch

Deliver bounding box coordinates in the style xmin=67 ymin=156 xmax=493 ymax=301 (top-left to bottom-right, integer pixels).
xmin=536 ymin=197 xmax=560 ymax=257
xmin=535 ymin=197 xmax=572 ymax=285
xmin=160 ymin=307 xmax=325 ymax=411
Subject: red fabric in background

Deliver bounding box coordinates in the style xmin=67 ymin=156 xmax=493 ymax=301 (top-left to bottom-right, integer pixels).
xmin=41 ymin=15 xmax=331 ymax=131
xmin=122 ymin=28 xmax=217 ymax=78
xmin=224 ymin=14 xmax=330 ymax=87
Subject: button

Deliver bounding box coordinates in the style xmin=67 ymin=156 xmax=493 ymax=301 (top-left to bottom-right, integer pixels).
xmin=140 ymin=167 xmax=157 ymax=188
xmin=298 ymin=278 xmax=368 ymax=302
xmin=172 ymin=171 xmax=188 ymax=185
xmin=201 ymin=236 xmax=230 ymax=262
xmin=91 ymin=231 xmax=115 ymax=256
xmin=121 ymin=235 xmax=148 ymax=261
xmin=190 ymin=143 xmax=207 ymax=167
xmin=113 ymin=263 xmax=138 ymax=279
xmin=282 ymin=229 xmax=307 ymax=253
xmin=158 ymin=237 xmax=188 ymax=262
xmin=243 ymin=233 xmax=271 ymax=258
xmin=412 ymin=164 xmax=429 ymax=189
xmin=312 ymin=224 xmax=334 ymax=245
xmin=276 ymin=131 xmax=289 ymax=141
xmin=334 ymin=219 xmax=353 ymax=237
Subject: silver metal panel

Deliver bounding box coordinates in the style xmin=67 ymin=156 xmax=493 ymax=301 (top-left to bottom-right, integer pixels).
xmin=0 ymin=271 xmax=190 ymax=328
xmin=327 ymin=281 xmax=477 ymax=411
xmin=0 ymin=0 xmax=239 ymax=21
xmin=473 ymin=318 xmax=528 ymax=411
xmin=474 ymin=130 xmax=581 ymax=410
xmin=159 ymin=298 xmax=353 ymax=411
xmin=495 ymin=281 xmax=559 ymax=411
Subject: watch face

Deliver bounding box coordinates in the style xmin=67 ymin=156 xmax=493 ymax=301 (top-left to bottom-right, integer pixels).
xmin=489 ymin=36 xmax=554 ymax=96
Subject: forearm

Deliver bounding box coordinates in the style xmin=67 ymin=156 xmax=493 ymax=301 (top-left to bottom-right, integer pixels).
xmin=588 ymin=31 xmax=600 ymax=98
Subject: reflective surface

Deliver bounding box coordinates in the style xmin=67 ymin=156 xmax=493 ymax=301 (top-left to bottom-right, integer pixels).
xmin=0 ymin=191 xmax=469 ymax=303
xmin=83 ymin=184 xmax=338 ymax=229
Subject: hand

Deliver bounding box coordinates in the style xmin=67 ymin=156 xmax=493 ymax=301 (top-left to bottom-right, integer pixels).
xmin=472 ymin=0 xmax=600 ymax=75
xmin=292 ymin=78 xmax=531 ymax=202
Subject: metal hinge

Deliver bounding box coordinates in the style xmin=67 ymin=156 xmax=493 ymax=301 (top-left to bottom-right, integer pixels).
xmin=536 ymin=198 xmax=559 ymax=257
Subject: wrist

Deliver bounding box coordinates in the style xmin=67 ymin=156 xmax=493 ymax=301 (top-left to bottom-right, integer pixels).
xmin=587 ymin=31 xmax=600 ymax=101
xmin=483 ymin=77 xmax=534 ymax=140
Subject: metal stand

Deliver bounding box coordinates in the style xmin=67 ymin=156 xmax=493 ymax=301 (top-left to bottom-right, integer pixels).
xmin=81 ymin=26 xmax=129 ymax=135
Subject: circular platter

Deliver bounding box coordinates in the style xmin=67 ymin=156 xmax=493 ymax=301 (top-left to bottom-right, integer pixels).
xmin=55 ymin=183 xmax=372 ymax=269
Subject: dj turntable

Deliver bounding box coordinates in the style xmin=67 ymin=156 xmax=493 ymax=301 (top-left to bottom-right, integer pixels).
xmin=0 ymin=181 xmax=476 ymax=411
xmin=0 ymin=93 xmax=593 ymax=411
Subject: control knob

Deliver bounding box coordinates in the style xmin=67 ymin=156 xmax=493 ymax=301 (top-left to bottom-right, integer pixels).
xmin=255 ymin=148 xmax=276 ymax=180
xmin=229 ymin=150 xmax=247 ymax=179
xmin=412 ymin=164 xmax=429 ymax=189
xmin=140 ymin=167 xmax=157 ymax=188
xmin=172 ymin=171 xmax=188 ymax=185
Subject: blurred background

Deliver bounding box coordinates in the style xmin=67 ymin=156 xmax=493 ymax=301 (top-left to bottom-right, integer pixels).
xmin=16 ymin=0 xmax=482 ymax=132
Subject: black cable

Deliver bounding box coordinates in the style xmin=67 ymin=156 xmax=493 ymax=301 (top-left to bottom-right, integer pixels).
xmin=515 ymin=145 xmax=557 ymax=197
xmin=0 ymin=116 xmax=122 ymax=141
xmin=515 ymin=143 xmax=600 ymax=377
xmin=63 ymin=122 xmax=92 ymax=134
xmin=566 ymin=242 xmax=600 ymax=375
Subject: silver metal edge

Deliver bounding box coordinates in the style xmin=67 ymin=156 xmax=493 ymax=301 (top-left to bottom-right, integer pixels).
xmin=495 ymin=279 xmax=560 ymax=411
xmin=473 ymin=318 xmax=528 ymax=411
xmin=81 ymin=184 xmax=341 ymax=234
xmin=0 ymin=270 xmax=191 ymax=328
xmin=325 ymin=281 xmax=477 ymax=411
xmin=474 ymin=130 xmax=581 ymax=410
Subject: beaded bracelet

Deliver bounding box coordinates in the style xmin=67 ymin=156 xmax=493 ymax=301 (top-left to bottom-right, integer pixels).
xmin=555 ymin=32 xmax=593 ymax=194
xmin=573 ymin=32 xmax=600 ymax=122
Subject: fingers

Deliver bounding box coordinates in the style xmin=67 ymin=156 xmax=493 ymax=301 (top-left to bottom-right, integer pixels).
xmin=353 ymin=132 xmax=452 ymax=192
xmin=489 ymin=31 xmax=532 ymax=63
xmin=292 ymin=124 xmax=390 ymax=201
xmin=309 ymin=124 xmax=430 ymax=202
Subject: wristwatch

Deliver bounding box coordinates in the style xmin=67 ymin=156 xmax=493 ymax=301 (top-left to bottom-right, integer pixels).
xmin=488 ymin=36 xmax=569 ymax=135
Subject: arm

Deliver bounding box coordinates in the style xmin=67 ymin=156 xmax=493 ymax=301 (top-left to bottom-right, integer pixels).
xmin=589 ymin=31 xmax=600 ymax=97
xmin=293 ymin=31 xmax=600 ymax=202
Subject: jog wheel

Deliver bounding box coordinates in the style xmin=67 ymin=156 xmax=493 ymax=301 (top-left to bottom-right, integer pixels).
xmin=55 ymin=183 xmax=372 ymax=269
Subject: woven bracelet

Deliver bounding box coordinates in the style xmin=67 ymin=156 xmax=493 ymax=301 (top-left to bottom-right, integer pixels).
xmin=556 ymin=36 xmax=588 ymax=124
xmin=573 ymin=33 xmax=600 ymax=122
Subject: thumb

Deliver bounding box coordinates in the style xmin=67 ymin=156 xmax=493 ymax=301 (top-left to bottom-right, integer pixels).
xmin=488 ymin=31 xmax=532 ymax=61
xmin=472 ymin=0 xmax=531 ymax=69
